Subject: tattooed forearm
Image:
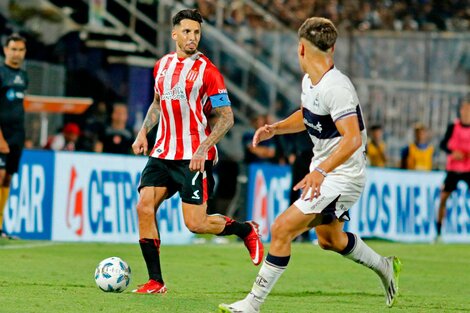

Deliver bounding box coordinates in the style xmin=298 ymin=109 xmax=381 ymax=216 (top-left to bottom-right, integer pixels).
xmin=199 ymin=106 xmax=234 ymax=151
xmin=141 ymin=95 xmax=161 ymax=134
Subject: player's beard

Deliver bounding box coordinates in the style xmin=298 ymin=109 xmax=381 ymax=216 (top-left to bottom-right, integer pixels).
xmin=184 ymin=48 xmax=197 ymax=55
xmin=185 ymin=44 xmax=197 ymax=55
xmin=181 ymin=41 xmax=197 ymax=55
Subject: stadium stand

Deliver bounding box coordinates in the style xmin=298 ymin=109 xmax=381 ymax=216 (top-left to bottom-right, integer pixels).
xmin=0 ymin=0 xmax=468 ymax=167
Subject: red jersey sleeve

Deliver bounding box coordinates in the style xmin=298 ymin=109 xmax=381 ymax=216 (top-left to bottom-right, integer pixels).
xmin=203 ymin=65 xmax=228 ymax=97
xmin=203 ymin=64 xmax=231 ymax=108
xmin=153 ymin=59 xmax=161 ymax=79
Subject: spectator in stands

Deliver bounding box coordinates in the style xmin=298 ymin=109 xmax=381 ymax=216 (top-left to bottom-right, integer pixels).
xmin=367 ymin=124 xmax=387 ymax=167
xmin=197 ymin=0 xmax=469 ymax=32
xmin=44 ymin=122 xmax=80 ymax=151
xmin=0 ymin=34 xmax=28 ymax=238
xmin=436 ymin=97 xmax=470 ymax=241
xmin=242 ymin=114 xmax=278 ymax=164
xmin=95 ymin=103 xmax=133 ymax=154
xmin=79 ymin=101 xmax=108 ymax=152
xmin=400 ymin=123 xmax=434 ymax=170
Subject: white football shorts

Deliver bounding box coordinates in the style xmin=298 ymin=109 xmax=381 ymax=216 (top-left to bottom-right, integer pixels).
xmin=294 ymin=174 xmax=365 ymax=220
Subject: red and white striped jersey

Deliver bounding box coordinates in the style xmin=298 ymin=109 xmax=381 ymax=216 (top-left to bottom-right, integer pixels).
xmin=150 ymin=52 xmax=231 ymax=160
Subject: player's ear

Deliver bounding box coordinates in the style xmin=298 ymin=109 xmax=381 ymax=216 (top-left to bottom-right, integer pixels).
xmin=171 ymin=28 xmax=177 ymax=41
xmin=298 ymin=42 xmax=305 ymax=57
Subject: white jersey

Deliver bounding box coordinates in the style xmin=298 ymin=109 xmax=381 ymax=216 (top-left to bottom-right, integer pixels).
xmin=301 ymin=67 xmax=367 ymax=180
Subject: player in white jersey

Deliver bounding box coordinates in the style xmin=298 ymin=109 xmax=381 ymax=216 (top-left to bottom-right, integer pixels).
xmin=131 ymin=9 xmax=263 ymax=295
xmin=219 ymin=17 xmax=401 ymax=313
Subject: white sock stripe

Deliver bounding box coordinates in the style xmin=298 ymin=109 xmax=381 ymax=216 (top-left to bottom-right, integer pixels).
xmin=264 ymin=260 xmax=287 ymax=270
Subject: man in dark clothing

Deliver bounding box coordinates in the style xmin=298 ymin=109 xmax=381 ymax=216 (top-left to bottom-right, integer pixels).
xmin=0 ymin=34 xmax=28 ymax=237
xmin=98 ymin=103 xmax=133 ymax=154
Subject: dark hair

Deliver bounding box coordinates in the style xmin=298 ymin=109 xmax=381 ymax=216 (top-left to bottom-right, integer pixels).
xmin=172 ymin=9 xmax=203 ymax=27
xmin=4 ymin=33 xmax=26 ymax=47
xmin=370 ymin=124 xmax=382 ymax=131
xmin=298 ymin=17 xmax=337 ymax=52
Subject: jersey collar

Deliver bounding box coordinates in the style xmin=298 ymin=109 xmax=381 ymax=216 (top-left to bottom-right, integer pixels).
xmin=176 ymin=51 xmax=202 ymax=63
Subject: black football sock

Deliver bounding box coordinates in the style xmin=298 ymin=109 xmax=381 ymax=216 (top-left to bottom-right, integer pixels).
xmin=436 ymin=222 xmax=442 ymax=236
xmin=217 ymin=217 xmax=252 ymax=238
xmin=139 ymin=238 xmax=163 ymax=283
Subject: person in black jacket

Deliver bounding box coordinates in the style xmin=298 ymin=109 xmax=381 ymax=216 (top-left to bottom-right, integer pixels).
xmin=97 ymin=103 xmax=134 ymax=154
xmin=0 ymin=34 xmax=28 ymax=238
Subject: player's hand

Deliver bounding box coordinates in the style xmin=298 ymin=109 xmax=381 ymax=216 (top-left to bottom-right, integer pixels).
xmin=293 ymin=170 xmax=325 ymax=201
xmin=132 ymin=131 xmax=148 ymax=155
xmin=190 ymin=145 xmax=207 ymax=173
xmin=252 ymin=124 xmax=275 ymax=147
xmin=0 ymin=138 xmax=9 ymax=154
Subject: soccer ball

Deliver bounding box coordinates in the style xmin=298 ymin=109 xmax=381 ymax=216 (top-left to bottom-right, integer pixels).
xmin=94 ymin=257 xmax=132 ymax=292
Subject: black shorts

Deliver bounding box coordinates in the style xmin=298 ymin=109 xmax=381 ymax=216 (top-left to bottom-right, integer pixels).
xmin=0 ymin=144 xmax=23 ymax=175
xmin=138 ymin=158 xmax=215 ymax=205
xmin=443 ymin=171 xmax=470 ymax=192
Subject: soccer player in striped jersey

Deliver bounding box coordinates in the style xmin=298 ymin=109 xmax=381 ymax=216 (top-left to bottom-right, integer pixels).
xmin=131 ymin=9 xmax=263 ymax=294
xmin=219 ymin=17 xmax=401 ymax=313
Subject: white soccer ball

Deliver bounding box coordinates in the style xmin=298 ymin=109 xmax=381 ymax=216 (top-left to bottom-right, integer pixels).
xmin=94 ymin=257 xmax=132 ymax=293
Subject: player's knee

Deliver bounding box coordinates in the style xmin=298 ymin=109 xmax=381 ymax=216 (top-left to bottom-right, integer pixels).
xmin=136 ymin=198 xmax=154 ymax=217
xmin=270 ymin=221 xmax=283 ymax=236
xmin=270 ymin=221 xmax=292 ymax=241
xmin=317 ymin=236 xmax=335 ymax=250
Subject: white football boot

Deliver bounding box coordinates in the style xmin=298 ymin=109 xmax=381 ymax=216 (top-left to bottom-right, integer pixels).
xmin=218 ymin=297 xmax=260 ymax=313
xmin=380 ymin=256 xmax=402 ymax=307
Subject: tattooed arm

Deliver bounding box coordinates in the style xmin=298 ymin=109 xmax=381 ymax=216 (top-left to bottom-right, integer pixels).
xmin=132 ymin=93 xmax=161 ymax=155
xmin=189 ymin=105 xmax=234 ymax=172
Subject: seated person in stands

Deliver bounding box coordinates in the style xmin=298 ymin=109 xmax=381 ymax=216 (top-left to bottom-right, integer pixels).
xmin=44 ymin=122 xmax=80 ymax=151
xmin=400 ymin=123 xmax=434 ymax=170
xmin=95 ymin=102 xmax=134 ymax=154
xmin=366 ymin=124 xmax=387 ymax=167
xmin=242 ymin=114 xmax=278 ymax=164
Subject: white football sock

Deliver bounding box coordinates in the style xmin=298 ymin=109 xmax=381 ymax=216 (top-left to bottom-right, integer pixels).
xmin=246 ymin=260 xmax=286 ymax=310
xmin=343 ymin=234 xmax=386 ymax=275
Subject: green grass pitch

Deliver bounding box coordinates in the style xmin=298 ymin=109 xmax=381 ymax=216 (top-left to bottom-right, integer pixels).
xmin=1 ymin=239 xmax=469 ymax=313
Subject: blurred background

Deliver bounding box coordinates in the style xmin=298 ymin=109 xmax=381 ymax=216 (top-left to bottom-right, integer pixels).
xmin=1 ymin=0 xmax=469 ymax=243
xmin=1 ymin=0 xmax=468 ymax=165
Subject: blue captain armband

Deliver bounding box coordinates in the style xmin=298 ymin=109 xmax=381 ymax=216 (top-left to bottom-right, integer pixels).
xmin=210 ymin=93 xmax=231 ymax=108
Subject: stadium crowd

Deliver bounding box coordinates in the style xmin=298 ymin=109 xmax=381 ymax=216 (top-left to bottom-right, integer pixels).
xmin=196 ymin=0 xmax=470 ymax=32
xmin=0 ymin=1 xmax=466 ymax=159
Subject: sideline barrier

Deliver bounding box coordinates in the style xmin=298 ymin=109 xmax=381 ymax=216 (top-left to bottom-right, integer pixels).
xmin=247 ymin=164 xmax=470 ymax=243
xmin=3 ymin=152 xmax=469 ymax=243
xmin=2 ymin=150 xmax=193 ymax=244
